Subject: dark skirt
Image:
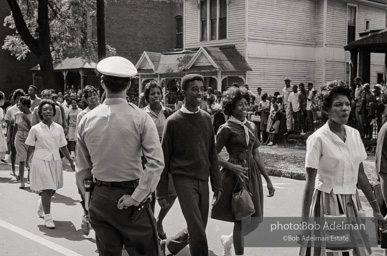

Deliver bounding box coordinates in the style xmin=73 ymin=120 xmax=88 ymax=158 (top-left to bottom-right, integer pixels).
xmin=211 ymin=155 xmax=263 ymax=222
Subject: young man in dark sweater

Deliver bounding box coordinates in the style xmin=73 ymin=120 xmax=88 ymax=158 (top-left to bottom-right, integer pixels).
xmin=157 ymin=74 xmax=222 ymax=256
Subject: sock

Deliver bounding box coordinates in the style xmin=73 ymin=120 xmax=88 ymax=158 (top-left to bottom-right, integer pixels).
xmin=4 ymin=154 xmax=9 ymax=161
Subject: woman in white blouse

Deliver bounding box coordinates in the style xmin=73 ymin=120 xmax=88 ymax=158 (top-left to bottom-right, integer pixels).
xmin=25 ymin=100 xmax=75 ymax=229
xmin=300 ymin=84 xmax=385 ymax=256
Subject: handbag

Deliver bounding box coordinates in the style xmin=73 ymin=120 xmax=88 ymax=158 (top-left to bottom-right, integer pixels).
xmin=232 ymin=177 xmax=255 ymax=221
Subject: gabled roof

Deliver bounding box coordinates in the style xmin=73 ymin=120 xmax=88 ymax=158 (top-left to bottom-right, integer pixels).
xmin=136 ymin=46 xmax=252 ymax=75
xmin=344 ymin=29 xmax=387 ymax=53
xmin=204 ymin=46 xmax=252 ymax=72
xmin=136 ymin=51 xmax=161 ymax=72
xmin=157 ymin=53 xmax=196 ymax=73
xmin=30 ymin=57 xmax=97 ymax=71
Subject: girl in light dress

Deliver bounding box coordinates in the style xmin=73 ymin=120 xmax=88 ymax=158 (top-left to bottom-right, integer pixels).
xmin=13 ymin=96 xmax=33 ymax=188
xmin=26 ymin=100 xmax=75 ymax=229
xmin=67 ymin=98 xmax=82 ymax=157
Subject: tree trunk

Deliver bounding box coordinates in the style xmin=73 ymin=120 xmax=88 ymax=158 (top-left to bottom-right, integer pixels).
xmin=97 ymin=0 xmax=106 ymax=61
xmin=37 ymin=0 xmax=55 ymax=89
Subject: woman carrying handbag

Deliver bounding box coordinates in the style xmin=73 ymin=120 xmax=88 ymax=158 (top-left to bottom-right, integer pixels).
xmin=211 ymin=87 xmax=275 ymax=256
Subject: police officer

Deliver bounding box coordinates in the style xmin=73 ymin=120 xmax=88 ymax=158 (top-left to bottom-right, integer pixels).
xmin=75 ymin=56 xmax=164 ymax=256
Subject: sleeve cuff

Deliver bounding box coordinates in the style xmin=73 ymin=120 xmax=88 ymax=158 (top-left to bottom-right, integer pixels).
xmin=131 ymin=187 xmax=150 ymax=203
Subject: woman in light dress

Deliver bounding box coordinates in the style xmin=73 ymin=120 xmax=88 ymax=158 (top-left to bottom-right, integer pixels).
xmin=13 ymin=96 xmax=33 ymax=188
xmin=25 ymin=100 xmax=75 ymax=229
xmin=67 ymin=98 xmax=82 ymax=157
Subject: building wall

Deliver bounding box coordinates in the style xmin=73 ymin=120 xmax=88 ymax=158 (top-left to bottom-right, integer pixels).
xmin=0 ymin=4 xmax=38 ymax=97
xmin=105 ymin=0 xmax=183 ymax=64
xmin=184 ymin=0 xmax=246 ymax=55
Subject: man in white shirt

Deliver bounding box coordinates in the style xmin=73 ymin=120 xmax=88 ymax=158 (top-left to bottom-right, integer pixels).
xmin=255 ymin=87 xmax=262 ymax=105
xmin=354 ymin=77 xmax=365 ymax=138
xmin=282 ymin=77 xmax=293 ymax=134
xmin=28 ymin=85 xmax=41 ymax=111
xmin=286 ymin=84 xmax=300 ymax=135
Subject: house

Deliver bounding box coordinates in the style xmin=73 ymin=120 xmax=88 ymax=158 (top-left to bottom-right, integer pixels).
xmin=137 ymin=0 xmax=387 ymax=94
xmin=1 ymin=0 xmax=183 ymax=95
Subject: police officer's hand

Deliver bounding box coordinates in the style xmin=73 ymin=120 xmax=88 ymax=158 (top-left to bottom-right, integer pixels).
xmin=69 ymin=160 xmax=75 ymax=172
xmin=158 ymin=198 xmax=169 ymax=209
xmin=117 ymin=194 xmax=140 ymax=210
xmin=212 ymin=190 xmax=222 ymax=206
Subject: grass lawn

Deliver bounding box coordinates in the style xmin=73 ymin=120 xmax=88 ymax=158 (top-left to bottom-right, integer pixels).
xmin=221 ymin=150 xmax=376 ymax=180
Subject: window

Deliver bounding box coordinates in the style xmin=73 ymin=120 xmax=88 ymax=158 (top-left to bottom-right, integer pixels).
xmin=200 ymin=0 xmax=227 ymax=41
xmin=219 ymin=0 xmax=227 ymax=39
xmin=365 ymin=20 xmax=370 ymax=31
xmin=200 ymin=0 xmax=208 ymax=41
xmin=176 ymin=16 xmax=183 ymax=49
xmin=347 ymin=5 xmax=357 ymax=43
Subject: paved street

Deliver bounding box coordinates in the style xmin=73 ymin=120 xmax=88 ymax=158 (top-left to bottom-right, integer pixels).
xmin=0 ymin=156 xmax=384 ymax=256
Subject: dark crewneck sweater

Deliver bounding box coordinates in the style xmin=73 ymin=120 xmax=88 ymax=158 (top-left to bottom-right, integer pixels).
xmin=157 ymin=109 xmax=222 ymax=198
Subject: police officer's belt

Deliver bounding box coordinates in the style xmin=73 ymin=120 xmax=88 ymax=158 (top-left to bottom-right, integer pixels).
xmin=95 ymin=179 xmax=138 ymax=188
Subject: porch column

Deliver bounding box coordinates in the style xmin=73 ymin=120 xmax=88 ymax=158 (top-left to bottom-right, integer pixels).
xmin=139 ymin=75 xmax=143 ymax=94
xmin=32 ymin=71 xmax=36 ymax=86
xmin=62 ymin=71 xmax=68 ymax=91
xmin=350 ymin=50 xmax=358 ymax=90
xmin=217 ymin=71 xmax=222 ymax=92
xmin=359 ymin=50 xmax=370 ymax=83
xmin=79 ymin=69 xmax=86 ymax=90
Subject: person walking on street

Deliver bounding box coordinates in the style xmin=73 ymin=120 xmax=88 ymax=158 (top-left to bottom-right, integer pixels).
xmin=28 ymin=85 xmax=41 ymax=111
xmin=13 ymin=96 xmax=33 ymax=188
xmin=142 ymin=80 xmax=177 ymax=240
xmin=25 ymin=100 xmax=75 ymax=229
xmin=3 ymin=89 xmax=26 ymax=176
xmin=76 ymin=56 xmax=164 ymax=256
xmin=211 ymin=86 xmax=275 ymax=256
xmin=0 ymin=92 xmax=7 ymax=157
xmin=158 ymin=74 xmax=222 ymax=256
xmin=300 ymin=84 xmax=385 ymax=256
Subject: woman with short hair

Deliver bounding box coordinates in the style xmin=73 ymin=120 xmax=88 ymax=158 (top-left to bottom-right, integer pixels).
xmin=142 ymin=80 xmax=177 ymax=240
xmin=211 ymin=87 xmax=275 ymax=256
xmin=300 ymin=84 xmax=385 ymax=256
xmin=25 ymin=100 xmax=75 ymax=229
xmin=13 ymin=96 xmax=33 ymax=188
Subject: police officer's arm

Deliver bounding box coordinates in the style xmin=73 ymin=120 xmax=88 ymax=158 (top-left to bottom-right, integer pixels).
xmin=75 ymin=121 xmax=93 ymax=197
xmin=131 ymin=114 xmax=164 ymax=203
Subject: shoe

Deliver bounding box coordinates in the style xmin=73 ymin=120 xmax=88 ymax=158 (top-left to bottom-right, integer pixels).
xmin=0 ymin=159 xmax=8 ymax=164
xmin=19 ymin=183 xmax=25 ymax=189
xmin=81 ymin=215 xmax=91 ymax=236
xmin=267 ymin=142 xmax=273 ymax=146
xmin=44 ymin=214 xmax=55 ymax=229
xmin=220 ymin=235 xmax=233 ymax=256
xmin=37 ymin=198 xmax=44 ymax=218
xmin=1 ymin=154 xmax=9 ymax=164
xmin=300 ymin=132 xmax=306 ymax=136
xmin=283 ymin=131 xmax=290 ymax=136
xmin=27 ymin=178 xmax=30 ymax=184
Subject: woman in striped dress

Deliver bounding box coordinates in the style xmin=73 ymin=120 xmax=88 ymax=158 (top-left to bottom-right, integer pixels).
xmin=300 ymin=84 xmax=386 ymax=256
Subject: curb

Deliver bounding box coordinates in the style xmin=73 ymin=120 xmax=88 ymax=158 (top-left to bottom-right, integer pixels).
xmin=267 ymin=167 xmax=306 ymax=181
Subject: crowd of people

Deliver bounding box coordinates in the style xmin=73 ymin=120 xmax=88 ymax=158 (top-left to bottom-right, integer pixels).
xmin=1 ymin=55 xmax=387 ymax=256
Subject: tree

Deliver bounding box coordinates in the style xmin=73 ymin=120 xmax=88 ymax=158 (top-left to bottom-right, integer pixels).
xmin=3 ymin=0 xmax=115 ymax=89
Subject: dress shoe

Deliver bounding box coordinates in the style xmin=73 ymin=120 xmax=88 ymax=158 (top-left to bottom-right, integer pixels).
xmin=44 ymin=214 xmax=55 ymax=229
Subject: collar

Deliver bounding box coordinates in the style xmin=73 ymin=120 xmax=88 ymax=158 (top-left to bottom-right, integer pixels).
xmin=322 ymin=122 xmax=347 ymax=144
xmin=144 ymin=105 xmax=165 ymax=113
xmin=181 ymin=105 xmax=200 ymax=114
xmin=103 ymin=98 xmax=127 ymax=105
xmin=39 ymin=121 xmax=55 ymax=129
